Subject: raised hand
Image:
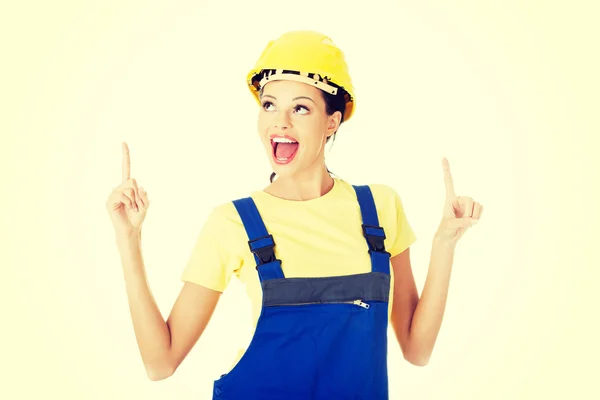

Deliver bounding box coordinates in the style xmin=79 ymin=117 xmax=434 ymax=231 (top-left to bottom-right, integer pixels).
xmin=105 ymin=142 xmax=150 ymax=236
xmin=434 ymin=157 xmax=483 ymax=248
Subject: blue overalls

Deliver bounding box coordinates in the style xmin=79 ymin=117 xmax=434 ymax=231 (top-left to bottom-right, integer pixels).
xmin=212 ymin=185 xmax=392 ymax=399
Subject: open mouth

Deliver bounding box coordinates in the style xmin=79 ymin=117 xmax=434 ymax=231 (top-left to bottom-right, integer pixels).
xmin=271 ymin=135 xmax=299 ymax=164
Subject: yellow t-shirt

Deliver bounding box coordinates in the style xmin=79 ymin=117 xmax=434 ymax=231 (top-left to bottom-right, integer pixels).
xmin=181 ymin=177 xmax=417 ymax=328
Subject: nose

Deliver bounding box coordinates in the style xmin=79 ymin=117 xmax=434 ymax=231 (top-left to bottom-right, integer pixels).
xmin=273 ymin=110 xmax=291 ymax=130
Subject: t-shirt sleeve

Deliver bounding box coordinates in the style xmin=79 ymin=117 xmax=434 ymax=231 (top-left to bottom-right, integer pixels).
xmin=180 ymin=204 xmax=242 ymax=292
xmin=389 ymin=188 xmax=417 ymax=257
xmin=373 ymin=184 xmax=417 ymax=257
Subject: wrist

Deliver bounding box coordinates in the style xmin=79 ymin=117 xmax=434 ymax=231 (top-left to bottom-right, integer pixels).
xmin=432 ymin=236 xmax=456 ymax=254
xmin=116 ymin=228 xmax=142 ymax=247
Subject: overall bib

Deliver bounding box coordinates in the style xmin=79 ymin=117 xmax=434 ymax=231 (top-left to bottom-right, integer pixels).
xmin=212 ymin=185 xmax=392 ymax=399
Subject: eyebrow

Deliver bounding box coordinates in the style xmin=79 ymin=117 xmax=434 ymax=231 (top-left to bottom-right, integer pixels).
xmin=261 ymin=94 xmax=316 ymax=104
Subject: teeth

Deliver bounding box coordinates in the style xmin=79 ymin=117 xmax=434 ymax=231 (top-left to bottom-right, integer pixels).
xmin=272 ymin=137 xmax=297 ymax=143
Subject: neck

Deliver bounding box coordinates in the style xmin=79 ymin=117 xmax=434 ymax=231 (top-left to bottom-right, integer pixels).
xmin=265 ymin=165 xmax=334 ymax=201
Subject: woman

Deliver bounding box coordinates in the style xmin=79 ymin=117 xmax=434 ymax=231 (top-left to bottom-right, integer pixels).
xmin=105 ymin=30 xmax=483 ymax=399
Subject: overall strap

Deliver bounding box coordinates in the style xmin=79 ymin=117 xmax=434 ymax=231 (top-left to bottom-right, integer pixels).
xmin=232 ymin=197 xmax=285 ymax=282
xmin=353 ymin=185 xmax=391 ymax=274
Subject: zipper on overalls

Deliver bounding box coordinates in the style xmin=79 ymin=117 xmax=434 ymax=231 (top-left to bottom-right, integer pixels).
xmin=268 ymin=299 xmax=370 ymax=309
xmin=350 ymin=300 xmax=370 ymax=309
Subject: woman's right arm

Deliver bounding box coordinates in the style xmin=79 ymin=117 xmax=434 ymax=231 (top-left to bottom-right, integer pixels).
xmin=108 ymin=142 xmax=221 ymax=380
xmin=117 ymin=230 xmax=221 ymax=381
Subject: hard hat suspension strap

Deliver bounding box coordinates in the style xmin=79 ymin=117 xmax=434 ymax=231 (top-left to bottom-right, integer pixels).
xmin=258 ymin=69 xmax=339 ymax=95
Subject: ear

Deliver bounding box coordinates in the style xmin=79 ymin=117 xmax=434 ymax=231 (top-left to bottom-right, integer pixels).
xmin=326 ymin=111 xmax=342 ymax=136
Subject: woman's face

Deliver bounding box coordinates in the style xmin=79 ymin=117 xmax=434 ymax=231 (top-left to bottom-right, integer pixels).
xmin=257 ymin=80 xmax=340 ymax=180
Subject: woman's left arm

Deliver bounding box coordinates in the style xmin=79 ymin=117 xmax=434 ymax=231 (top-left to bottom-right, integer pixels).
xmin=390 ymin=158 xmax=483 ymax=366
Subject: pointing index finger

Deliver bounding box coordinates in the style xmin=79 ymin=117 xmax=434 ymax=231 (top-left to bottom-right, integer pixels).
xmin=122 ymin=142 xmax=130 ymax=183
xmin=442 ymin=157 xmax=456 ymax=200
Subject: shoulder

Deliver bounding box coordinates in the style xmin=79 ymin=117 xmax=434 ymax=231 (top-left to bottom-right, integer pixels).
xmin=206 ymin=200 xmax=238 ymax=222
xmin=367 ymin=182 xmax=403 ymax=202
xmin=337 ymin=179 xmax=406 ymax=210
xmin=366 ymin=183 xmax=409 ymax=222
xmin=199 ymin=199 xmax=245 ymax=237
xmin=354 ymin=182 xmax=416 ymax=255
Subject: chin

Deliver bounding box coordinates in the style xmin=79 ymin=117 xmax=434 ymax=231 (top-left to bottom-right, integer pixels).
xmin=270 ymin=164 xmax=298 ymax=180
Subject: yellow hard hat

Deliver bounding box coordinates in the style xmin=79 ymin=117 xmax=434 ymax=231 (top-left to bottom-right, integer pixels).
xmin=247 ymin=30 xmax=356 ymax=122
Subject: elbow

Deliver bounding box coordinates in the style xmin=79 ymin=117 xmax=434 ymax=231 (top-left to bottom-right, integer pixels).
xmin=145 ymin=362 xmax=175 ymax=381
xmin=403 ymin=346 xmax=432 ymax=367
xmin=399 ymin=334 xmax=434 ymax=367
xmin=405 ymin=353 xmax=430 ymax=367
xmin=146 ymin=368 xmax=174 ymax=381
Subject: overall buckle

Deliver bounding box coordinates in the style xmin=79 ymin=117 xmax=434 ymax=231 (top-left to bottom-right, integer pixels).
xmin=248 ymin=234 xmax=276 ymax=265
xmin=362 ymin=224 xmax=389 ymax=254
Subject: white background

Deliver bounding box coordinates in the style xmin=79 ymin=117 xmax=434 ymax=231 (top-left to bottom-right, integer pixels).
xmin=2 ymin=1 xmax=598 ymax=399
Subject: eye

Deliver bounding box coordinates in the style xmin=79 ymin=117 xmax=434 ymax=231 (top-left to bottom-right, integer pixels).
xmin=294 ymin=105 xmax=309 ymax=115
xmin=261 ymin=101 xmax=275 ymax=111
